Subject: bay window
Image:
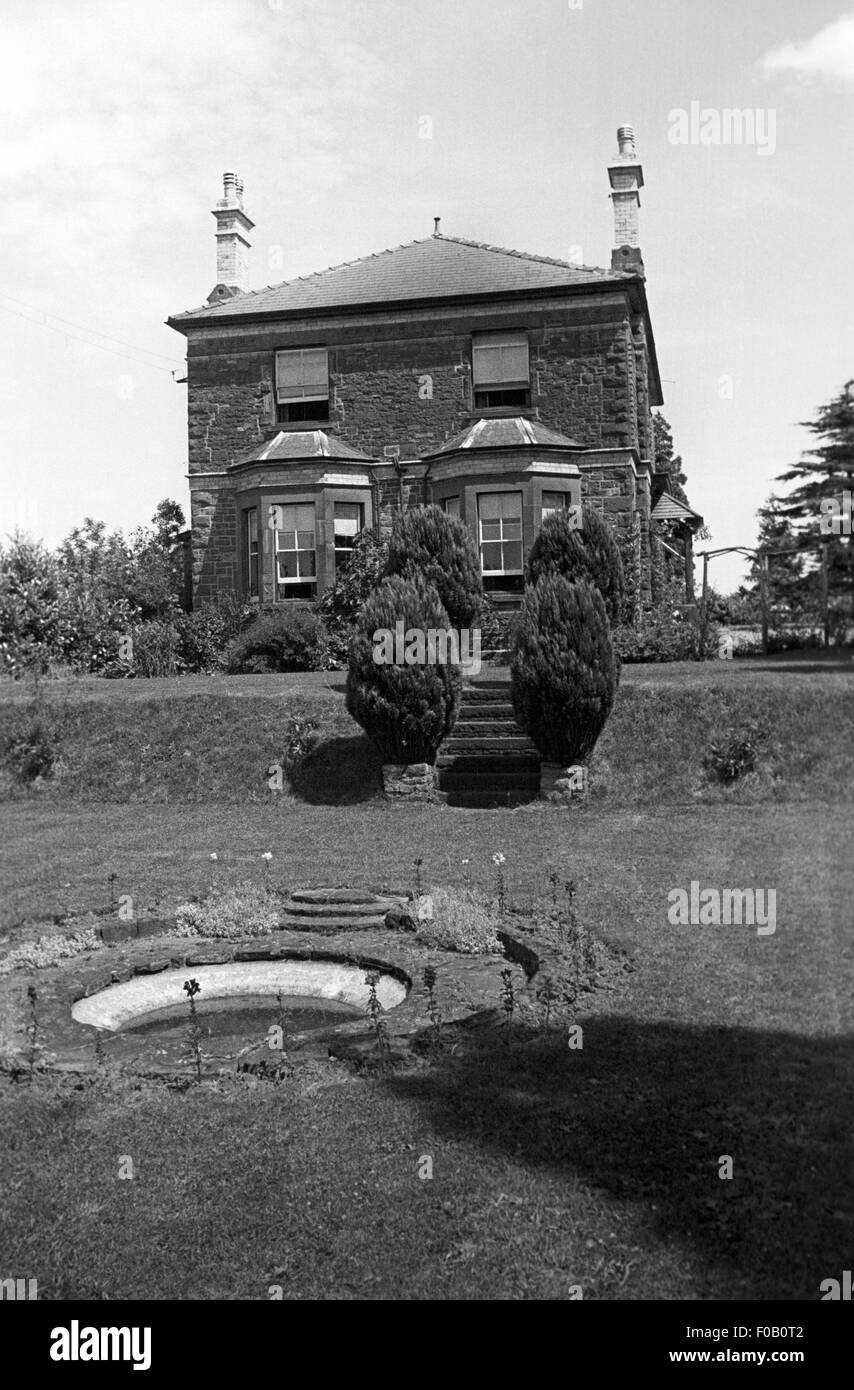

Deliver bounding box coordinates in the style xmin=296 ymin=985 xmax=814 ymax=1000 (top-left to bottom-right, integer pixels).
xmin=542 ymin=491 xmax=581 ymax=528
xmin=333 ymin=501 xmax=363 ymax=572
xmin=478 ymin=492 xmax=523 ymax=584
xmin=273 ymin=502 xmax=316 ymax=599
xmin=245 ymin=508 xmax=259 ymax=598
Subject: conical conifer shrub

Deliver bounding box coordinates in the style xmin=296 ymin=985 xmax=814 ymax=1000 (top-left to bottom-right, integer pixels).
xmin=510 ymin=574 xmax=617 ymax=765
xmin=384 ymin=504 xmax=483 ymax=629
xmin=526 ymin=505 xmax=625 ymax=627
xmin=346 ymin=574 xmax=462 ymax=764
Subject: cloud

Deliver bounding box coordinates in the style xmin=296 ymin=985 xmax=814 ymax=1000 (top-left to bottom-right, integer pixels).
xmin=761 ymin=12 xmax=854 ymax=83
xmin=0 ymin=0 xmax=398 ymax=269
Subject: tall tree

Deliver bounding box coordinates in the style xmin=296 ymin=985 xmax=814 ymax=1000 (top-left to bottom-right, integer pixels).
xmin=776 ymin=380 xmax=854 ymax=609
xmin=746 ymin=495 xmax=808 ymax=620
xmin=652 ymin=412 xmax=690 ymax=506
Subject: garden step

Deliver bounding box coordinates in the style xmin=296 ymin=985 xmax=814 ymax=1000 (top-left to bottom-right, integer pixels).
xmin=283 ymin=899 xmax=401 ymax=918
xmin=457 ymin=703 xmax=516 ymax=720
xmin=439 ymin=773 xmax=540 ymax=793
xmin=443 ymin=738 xmax=537 ymax=754
xmin=437 ymin=749 xmax=538 ymax=767
xmin=449 ymin=719 xmax=522 ymax=738
xmin=278 ymin=913 xmax=389 ymax=932
xmin=461 ymin=684 xmax=511 ymax=702
xmin=289 ymin=889 xmax=405 ymax=908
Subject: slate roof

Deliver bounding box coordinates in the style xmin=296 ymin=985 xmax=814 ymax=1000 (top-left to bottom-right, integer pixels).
xmin=229 ymin=430 xmax=377 ymax=468
xmin=169 ymin=234 xmax=632 ymax=325
xmin=426 ymin=416 xmax=584 ymax=456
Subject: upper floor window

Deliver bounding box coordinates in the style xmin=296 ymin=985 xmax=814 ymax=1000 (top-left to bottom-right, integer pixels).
xmin=275 ymin=348 xmax=329 ymax=423
xmin=273 ymin=502 xmax=316 ymax=599
xmin=472 ymin=331 xmax=530 ymax=409
xmin=333 ymin=501 xmax=363 ymax=572
xmin=478 ymin=492 xmax=523 ymax=579
xmin=244 ymin=508 xmax=259 ymax=598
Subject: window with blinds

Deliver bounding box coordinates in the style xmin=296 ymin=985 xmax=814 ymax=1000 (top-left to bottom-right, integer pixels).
xmin=472 ymin=332 xmax=530 ymax=408
xmin=274 ymin=348 xmax=329 ymax=423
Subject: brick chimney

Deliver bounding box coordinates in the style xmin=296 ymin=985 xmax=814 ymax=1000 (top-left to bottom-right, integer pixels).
xmin=207 ymin=172 xmax=254 ymax=303
xmin=608 ymin=125 xmax=645 ymax=275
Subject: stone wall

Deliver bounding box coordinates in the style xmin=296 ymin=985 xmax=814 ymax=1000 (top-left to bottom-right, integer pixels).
xmin=182 ymin=287 xmax=658 ymax=603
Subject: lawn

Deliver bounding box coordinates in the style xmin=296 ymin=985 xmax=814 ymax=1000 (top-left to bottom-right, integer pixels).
xmin=0 ymin=662 xmax=852 ymax=1300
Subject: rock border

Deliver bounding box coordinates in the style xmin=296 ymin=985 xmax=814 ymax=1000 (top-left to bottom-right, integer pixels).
xmin=1 ymin=907 xmax=632 ymax=1079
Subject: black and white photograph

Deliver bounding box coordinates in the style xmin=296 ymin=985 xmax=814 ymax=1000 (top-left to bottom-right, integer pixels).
xmin=0 ymin=0 xmax=852 ymax=1355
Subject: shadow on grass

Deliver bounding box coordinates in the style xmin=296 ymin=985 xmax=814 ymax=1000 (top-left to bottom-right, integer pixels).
xmin=389 ymin=1016 xmax=854 ymax=1299
xmin=289 ymin=734 xmax=384 ymax=805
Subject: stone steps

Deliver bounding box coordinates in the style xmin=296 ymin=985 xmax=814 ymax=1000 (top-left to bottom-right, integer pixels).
xmin=279 ymin=889 xmax=406 ymax=933
xmin=443 ymin=736 xmax=536 ymax=755
xmin=290 ymin=889 xmax=404 ymax=906
xmin=439 ymin=756 xmax=539 ymax=778
xmin=462 ymin=683 xmax=514 ymax=703
xmin=439 ymin=771 xmax=540 ymax=794
xmin=447 ymin=719 xmax=521 ymax=738
xmin=459 ymin=703 xmax=516 ymax=720
xmin=439 ymin=682 xmax=541 ymax=807
xmin=284 ymin=899 xmax=402 ymax=918
xmin=278 ymin=913 xmax=389 ymax=932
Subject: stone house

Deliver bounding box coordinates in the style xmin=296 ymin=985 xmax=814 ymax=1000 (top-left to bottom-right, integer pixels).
xmin=167 ymin=127 xmax=700 ymax=619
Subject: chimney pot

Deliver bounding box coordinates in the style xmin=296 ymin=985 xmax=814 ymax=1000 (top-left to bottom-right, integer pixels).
xmin=208 ymin=173 xmax=254 ymax=301
xmin=617 ymin=125 xmax=635 ymax=156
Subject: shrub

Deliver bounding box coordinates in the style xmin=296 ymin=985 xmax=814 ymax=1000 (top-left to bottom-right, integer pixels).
xmin=702 ymin=725 xmax=766 ymax=785
xmin=526 ymin=505 xmax=625 ymax=628
xmin=2 ymin=703 xmax=63 ymax=784
xmin=0 ymin=534 xmax=64 ymax=677
xmin=319 ymin=528 xmax=389 ymax=665
xmin=131 ymin=619 xmax=180 ymax=677
xmin=384 ymin=505 xmax=482 ymax=629
xmin=175 ymin=882 xmax=279 ymax=939
xmin=176 ymin=596 xmax=251 ymax=673
xmin=614 ymin=610 xmax=700 ymax=663
xmin=478 ymin=593 xmax=520 ymax=656
xmin=346 ymin=574 xmax=462 ymax=763
xmin=0 ymin=927 xmax=101 ymax=974
xmin=283 ymin=715 xmax=320 ymax=771
xmin=613 ymin=581 xmax=721 ymax=663
xmin=510 ymin=575 xmax=618 ymax=765
xmin=417 ymin=887 xmax=502 ymax=954
xmin=224 ymin=606 xmax=327 ymax=673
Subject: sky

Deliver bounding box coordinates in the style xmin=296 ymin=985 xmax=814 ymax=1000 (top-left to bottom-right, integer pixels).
xmin=1 ymin=0 xmax=852 ymax=594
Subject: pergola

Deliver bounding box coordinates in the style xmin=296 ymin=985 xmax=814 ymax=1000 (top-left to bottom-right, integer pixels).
xmin=696 ymin=539 xmax=835 ymax=653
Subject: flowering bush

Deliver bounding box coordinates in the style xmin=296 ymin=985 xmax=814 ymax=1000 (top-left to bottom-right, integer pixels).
xmin=175 ymin=882 xmax=279 ymax=939
xmin=416 ymin=886 xmax=502 ymax=955
xmin=0 ymin=926 xmax=101 ymax=974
